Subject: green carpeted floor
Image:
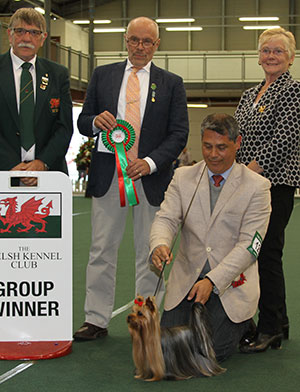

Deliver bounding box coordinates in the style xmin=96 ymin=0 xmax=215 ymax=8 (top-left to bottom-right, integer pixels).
xmin=1 ymin=197 xmax=300 ymax=392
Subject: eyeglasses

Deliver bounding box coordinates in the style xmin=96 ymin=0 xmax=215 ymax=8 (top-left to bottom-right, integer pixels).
xmin=259 ymin=48 xmax=288 ymax=56
xmin=126 ymin=36 xmax=158 ymax=48
xmin=13 ymin=28 xmax=43 ymax=38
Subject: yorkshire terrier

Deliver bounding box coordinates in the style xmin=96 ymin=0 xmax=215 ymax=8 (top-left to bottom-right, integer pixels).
xmin=127 ymin=296 xmax=225 ymax=381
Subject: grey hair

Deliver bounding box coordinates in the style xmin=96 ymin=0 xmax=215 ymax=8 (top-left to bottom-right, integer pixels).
xmin=258 ymin=27 xmax=296 ymax=58
xmin=9 ymin=7 xmax=47 ymax=33
xmin=200 ymin=113 xmax=240 ymax=142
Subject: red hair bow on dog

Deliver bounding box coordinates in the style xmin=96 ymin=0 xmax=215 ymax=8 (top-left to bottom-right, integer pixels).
xmin=134 ymin=298 xmax=143 ymax=307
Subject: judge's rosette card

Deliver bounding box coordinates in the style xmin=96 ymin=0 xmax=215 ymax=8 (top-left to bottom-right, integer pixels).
xmin=102 ymin=119 xmax=139 ymax=207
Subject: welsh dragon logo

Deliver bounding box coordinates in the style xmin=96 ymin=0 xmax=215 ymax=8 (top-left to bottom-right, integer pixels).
xmin=0 ymin=197 xmax=53 ymax=233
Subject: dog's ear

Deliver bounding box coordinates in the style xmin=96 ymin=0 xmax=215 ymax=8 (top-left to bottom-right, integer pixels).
xmin=145 ymin=297 xmax=156 ymax=313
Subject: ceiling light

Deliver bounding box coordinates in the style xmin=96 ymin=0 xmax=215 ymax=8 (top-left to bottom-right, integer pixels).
xmin=73 ymin=20 xmax=90 ymax=24
xmin=187 ymin=104 xmax=208 ymax=108
xmin=73 ymin=20 xmax=112 ymax=25
xmin=239 ymin=17 xmax=279 ymax=21
xmin=94 ymin=20 xmax=111 ymax=24
xmin=156 ymin=18 xmax=195 ymax=23
xmin=166 ymin=26 xmax=203 ymax=32
xmin=35 ymin=7 xmax=45 ymax=14
xmin=93 ymin=28 xmax=126 ymax=33
xmin=243 ymin=25 xmax=280 ymax=30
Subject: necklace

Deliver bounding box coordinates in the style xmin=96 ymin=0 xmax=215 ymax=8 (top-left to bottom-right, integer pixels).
xmin=259 ymin=87 xmax=268 ymax=94
xmin=255 ymin=85 xmax=269 ymax=104
xmin=256 ymin=88 xmax=268 ymax=99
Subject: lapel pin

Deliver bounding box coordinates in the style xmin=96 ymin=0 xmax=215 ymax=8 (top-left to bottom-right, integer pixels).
xmin=151 ymin=83 xmax=157 ymax=103
xmin=259 ymin=105 xmax=266 ymax=113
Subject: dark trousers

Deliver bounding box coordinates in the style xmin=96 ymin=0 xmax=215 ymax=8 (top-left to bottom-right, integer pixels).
xmin=161 ymin=290 xmax=249 ymax=362
xmin=257 ymin=184 xmax=295 ymax=335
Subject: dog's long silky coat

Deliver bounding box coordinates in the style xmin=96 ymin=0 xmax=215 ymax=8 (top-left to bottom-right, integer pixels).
xmin=127 ymin=296 xmax=225 ymax=381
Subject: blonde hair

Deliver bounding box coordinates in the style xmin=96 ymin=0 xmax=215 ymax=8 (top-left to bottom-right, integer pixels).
xmin=9 ymin=8 xmax=46 ymax=33
xmin=258 ymin=27 xmax=296 ymax=58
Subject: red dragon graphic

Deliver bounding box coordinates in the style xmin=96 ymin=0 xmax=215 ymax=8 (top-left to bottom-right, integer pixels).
xmin=0 ymin=197 xmax=53 ymax=233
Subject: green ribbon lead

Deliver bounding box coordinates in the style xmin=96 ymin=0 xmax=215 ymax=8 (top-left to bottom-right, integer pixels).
xmin=115 ymin=142 xmax=139 ymax=206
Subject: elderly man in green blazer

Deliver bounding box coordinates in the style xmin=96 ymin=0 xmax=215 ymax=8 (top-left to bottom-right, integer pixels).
xmin=0 ymin=8 xmax=73 ymax=185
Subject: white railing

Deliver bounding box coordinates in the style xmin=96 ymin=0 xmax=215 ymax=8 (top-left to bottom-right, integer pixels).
xmin=95 ymin=51 xmax=300 ymax=85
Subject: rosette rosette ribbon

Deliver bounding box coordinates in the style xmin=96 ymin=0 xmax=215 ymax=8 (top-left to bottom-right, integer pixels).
xmin=102 ymin=120 xmax=139 ymax=207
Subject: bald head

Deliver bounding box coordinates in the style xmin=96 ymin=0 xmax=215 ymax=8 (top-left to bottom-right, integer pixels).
xmin=127 ymin=17 xmax=159 ymax=40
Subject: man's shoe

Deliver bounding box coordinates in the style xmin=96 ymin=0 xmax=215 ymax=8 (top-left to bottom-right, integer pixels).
xmin=239 ymin=332 xmax=282 ymax=354
xmin=239 ymin=318 xmax=257 ymax=347
xmin=73 ymin=322 xmax=108 ymax=341
xmin=282 ymin=324 xmax=289 ymax=340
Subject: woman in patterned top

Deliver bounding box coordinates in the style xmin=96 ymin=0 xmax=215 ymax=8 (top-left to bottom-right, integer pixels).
xmin=235 ymin=27 xmax=300 ymax=353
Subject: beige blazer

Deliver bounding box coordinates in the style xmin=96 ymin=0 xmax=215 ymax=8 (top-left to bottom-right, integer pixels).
xmin=150 ymin=161 xmax=271 ymax=323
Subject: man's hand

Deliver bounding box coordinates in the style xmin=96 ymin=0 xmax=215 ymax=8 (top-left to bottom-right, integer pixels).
xmin=94 ymin=111 xmax=117 ymax=131
xmin=126 ymin=159 xmax=150 ymax=181
xmin=152 ymin=245 xmax=173 ymax=271
xmin=188 ymin=278 xmax=213 ymax=305
xmin=10 ymin=159 xmax=47 ymax=186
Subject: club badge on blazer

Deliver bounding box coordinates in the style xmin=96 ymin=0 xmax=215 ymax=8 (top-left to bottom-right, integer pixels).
xmin=50 ymin=98 xmax=60 ymax=113
xmin=40 ymin=74 xmax=49 ymax=90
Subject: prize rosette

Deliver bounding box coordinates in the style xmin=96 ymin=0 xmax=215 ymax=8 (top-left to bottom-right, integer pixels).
xmin=102 ymin=119 xmax=139 ymax=207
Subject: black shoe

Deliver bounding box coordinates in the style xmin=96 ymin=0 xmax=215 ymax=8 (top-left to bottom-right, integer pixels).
xmin=239 ymin=332 xmax=282 ymax=354
xmin=73 ymin=322 xmax=108 ymax=341
xmin=282 ymin=324 xmax=289 ymax=340
xmin=239 ymin=319 xmax=257 ymax=347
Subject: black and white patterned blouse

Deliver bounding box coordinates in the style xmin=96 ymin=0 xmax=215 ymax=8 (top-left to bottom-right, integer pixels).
xmin=235 ymin=71 xmax=300 ymax=187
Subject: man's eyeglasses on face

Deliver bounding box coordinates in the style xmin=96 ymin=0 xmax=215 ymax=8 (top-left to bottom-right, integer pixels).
xmin=13 ymin=28 xmax=43 ymax=38
xmin=126 ymin=36 xmax=157 ymax=48
xmin=259 ymin=48 xmax=288 ymax=56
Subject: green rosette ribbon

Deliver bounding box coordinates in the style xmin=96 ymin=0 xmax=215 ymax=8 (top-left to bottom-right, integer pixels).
xmin=101 ymin=119 xmax=139 ymax=207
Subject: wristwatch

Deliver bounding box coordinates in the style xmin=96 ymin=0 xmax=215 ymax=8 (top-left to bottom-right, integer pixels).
xmin=205 ymin=276 xmax=219 ymax=295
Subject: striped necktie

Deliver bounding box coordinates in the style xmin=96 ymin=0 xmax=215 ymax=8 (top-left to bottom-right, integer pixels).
xmin=125 ymin=67 xmax=140 ymax=161
xmin=20 ymin=62 xmax=35 ymax=151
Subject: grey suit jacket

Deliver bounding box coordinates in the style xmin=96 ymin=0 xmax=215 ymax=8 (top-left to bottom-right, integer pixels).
xmin=150 ymin=161 xmax=271 ymax=323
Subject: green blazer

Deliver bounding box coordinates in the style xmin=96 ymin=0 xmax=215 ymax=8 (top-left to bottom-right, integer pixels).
xmin=0 ymin=51 xmax=73 ymax=173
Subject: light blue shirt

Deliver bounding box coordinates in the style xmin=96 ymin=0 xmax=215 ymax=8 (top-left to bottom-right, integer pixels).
xmin=207 ymin=163 xmax=235 ymax=186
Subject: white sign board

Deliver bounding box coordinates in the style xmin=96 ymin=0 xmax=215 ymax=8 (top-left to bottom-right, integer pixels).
xmin=0 ymin=171 xmax=72 ymax=342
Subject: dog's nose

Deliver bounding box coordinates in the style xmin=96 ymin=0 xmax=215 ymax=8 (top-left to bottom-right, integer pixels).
xmin=127 ymin=315 xmax=132 ymax=322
